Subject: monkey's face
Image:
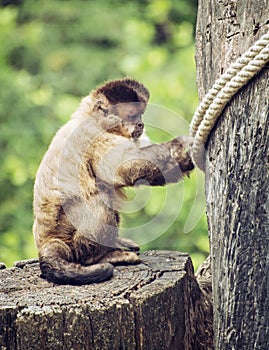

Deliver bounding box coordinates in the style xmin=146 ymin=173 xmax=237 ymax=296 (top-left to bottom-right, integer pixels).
xmin=108 ymin=102 xmax=145 ymax=140
xmin=92 ymin=78 xmax=150 ymax=139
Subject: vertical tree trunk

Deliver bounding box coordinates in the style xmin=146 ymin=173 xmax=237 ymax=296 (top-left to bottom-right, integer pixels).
xmin=195 ymin=1 xmax=269 ymax=349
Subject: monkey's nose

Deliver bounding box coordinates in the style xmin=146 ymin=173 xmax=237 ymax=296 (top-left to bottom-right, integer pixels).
xmin=137 ymin=122 xmax=144 ymax=129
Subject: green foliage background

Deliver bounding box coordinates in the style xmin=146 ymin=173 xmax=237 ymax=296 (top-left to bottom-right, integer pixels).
xmin=0 ymin=0 xmax=208 ymax=270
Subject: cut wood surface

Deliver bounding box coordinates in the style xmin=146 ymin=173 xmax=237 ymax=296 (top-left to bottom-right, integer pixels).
xmin=0 ymin=250 xmax=211 ymax=350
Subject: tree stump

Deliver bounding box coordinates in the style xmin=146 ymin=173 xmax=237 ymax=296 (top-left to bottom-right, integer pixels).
xmin=0 ymin=250 xmax=211 ymax=350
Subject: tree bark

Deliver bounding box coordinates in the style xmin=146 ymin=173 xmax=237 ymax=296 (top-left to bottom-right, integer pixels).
xmin=0 ymin=251 xmax=211 ymax=350
xmin=196 ymin=1 xmax=269 ymax=349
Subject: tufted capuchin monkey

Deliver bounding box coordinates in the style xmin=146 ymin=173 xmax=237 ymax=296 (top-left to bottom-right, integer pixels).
xmin=33 ymin=78 xmax=194 ymax=285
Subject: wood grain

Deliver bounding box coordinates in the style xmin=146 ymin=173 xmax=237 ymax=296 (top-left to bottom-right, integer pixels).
xmin=0 ymin=251 xmax=209 ymax=350
xmin=196 ymin=0 xmax=269 ymax=348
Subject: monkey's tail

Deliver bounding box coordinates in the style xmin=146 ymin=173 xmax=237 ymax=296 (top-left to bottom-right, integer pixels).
xmin=39 ymin=257 xmax=114 ymax=285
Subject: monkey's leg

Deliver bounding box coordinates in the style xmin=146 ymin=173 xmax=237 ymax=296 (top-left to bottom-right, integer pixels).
xmin=99 ymin=250 xmax=141 ymax=265
xmin=116 ymin=237 xmax=140 ymax=251
xmin=39 ymin=239 xmax=113 ymax=285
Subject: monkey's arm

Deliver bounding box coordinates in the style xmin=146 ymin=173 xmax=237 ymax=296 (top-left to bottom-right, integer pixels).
xmin=93 ymin=136 xmax=193 ymax=187
xmin=120 ymin=136 xmax=194 ymax=186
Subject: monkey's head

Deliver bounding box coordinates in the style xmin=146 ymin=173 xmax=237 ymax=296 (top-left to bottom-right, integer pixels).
xmin=91 ymin=78 xmax=150 ymax=139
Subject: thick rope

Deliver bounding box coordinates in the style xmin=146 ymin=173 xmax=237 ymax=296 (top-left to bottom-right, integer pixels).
xmin=190 ymin=32 xmax=269 ymax=171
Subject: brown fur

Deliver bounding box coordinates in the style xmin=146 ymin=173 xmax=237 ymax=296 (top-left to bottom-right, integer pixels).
xmin=33 ymin=78 xmax=194 ymax=285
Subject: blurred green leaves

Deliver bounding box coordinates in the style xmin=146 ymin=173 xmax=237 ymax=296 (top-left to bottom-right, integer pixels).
xmin=0 ymin=0 xmax=208 ymax=270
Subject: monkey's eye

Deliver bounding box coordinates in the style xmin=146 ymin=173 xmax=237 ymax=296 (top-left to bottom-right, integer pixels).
xmin=99 ymin=106 xmax=109 ymax=116
xmin=128 ymin=114 xmax=140 ymax=122
xmin=95 ymin=101 xmax=109 ymax=116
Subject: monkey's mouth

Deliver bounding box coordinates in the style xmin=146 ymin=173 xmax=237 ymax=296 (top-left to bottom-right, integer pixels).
xmin=122 ymin=122 xmax=144 ymax=139
xmin=131 ymin=129 xmax=143 ymax=139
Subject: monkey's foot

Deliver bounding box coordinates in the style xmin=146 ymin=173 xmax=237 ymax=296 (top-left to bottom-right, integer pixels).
xmin=116 ymin=237 xmax=140 ymax=252
xmin=99 ymin=250 xmax=140 ymax=265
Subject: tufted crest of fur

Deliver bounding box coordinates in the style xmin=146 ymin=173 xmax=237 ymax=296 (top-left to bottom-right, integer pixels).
xmin=93 ymin=78 xmax=150 ymax=104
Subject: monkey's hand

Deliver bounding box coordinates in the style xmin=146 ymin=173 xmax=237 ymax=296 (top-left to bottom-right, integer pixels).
xmin=163 ymin=136 xmax=194 ymax=174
